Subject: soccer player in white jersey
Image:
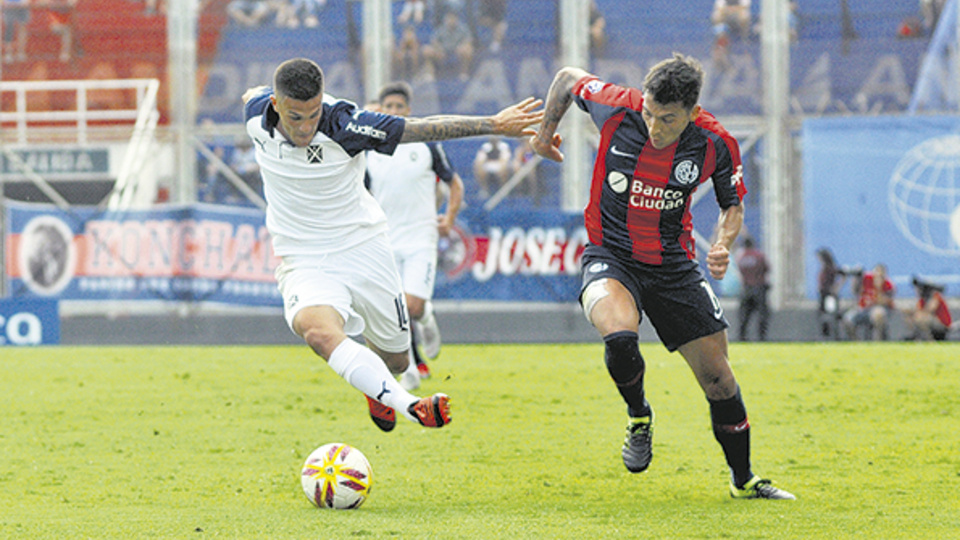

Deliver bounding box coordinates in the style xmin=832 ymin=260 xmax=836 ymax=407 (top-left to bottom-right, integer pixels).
xmin=367 ymin=82 xmax=463 ymax=390
xmin=242 ymin=58 xmax=542 ymax=431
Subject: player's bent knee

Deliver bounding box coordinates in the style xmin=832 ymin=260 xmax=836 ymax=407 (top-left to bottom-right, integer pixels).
xmin=581 ymin=278 xmax=610 ymax=325
xmin=383 ymin=350 xmax=410 ymax=374
xmin=300 ymin=326 xmax=344 ymax=360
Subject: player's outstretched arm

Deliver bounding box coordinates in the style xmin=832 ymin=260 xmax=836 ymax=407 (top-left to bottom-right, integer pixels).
xmin=401 ymin=97 xmax=544 ymax=143
xmin=530 ymin=66 xmax=591 ymax=162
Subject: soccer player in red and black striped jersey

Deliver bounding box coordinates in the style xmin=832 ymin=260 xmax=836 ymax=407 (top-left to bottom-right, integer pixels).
xmin=531 ymin=53 xmax=794 ymax=500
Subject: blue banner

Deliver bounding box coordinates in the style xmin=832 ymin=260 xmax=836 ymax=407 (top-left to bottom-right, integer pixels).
xmin=0 ymin=297 xmax=59 ymax=345
xmin=4 ymin=201 xmax=281 ymax=307
xmin=803 ymin=116 xmax=960 ymax=299
xmin=434 ymin=207 xmax=587 ymax=302
xmin=5 ymin=202 xmax=740 ymax=306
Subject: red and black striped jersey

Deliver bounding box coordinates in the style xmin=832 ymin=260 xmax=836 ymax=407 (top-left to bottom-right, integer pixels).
xmin=572 ymin=75 xmax=746 ymax=266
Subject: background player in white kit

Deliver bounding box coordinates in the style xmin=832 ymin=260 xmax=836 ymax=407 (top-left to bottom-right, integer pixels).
xmin=242 ymin=58 xmax=543 ymax=431
xmin=367 ymin=82 xmax=464 ymax=390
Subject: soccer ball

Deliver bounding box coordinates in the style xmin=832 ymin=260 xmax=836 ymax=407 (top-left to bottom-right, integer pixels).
xmin=300 ymin=443 xmax=373 ymax=510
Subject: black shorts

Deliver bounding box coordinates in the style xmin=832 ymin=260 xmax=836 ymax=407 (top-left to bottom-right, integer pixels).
xmin=580 ymin=244 xmax=729 ymax=351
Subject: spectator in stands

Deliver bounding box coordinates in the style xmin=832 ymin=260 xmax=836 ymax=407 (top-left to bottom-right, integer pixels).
xmin=511 ymin=137 xmax=544 ymax=206
xmin=903 ymin=277 xmax=952 ymax=341
xmin=921 ymin=0 xmax=948 ymax=35
xmin=2 ymin=0 xmax=30 ymax=64
xmin=133 ymin=0 xmax=164 ymax=15
xmin=398 ymin=0 xmax=426 ymax=26
xmin=712 ymin=0 xmax=752 ymax=38
xmin=227 ymin=0 xmax=274 ymax=27
xmin=393 ymin=24 xmax=423 ymax=81
xmin=230 ymin=140 xmax=262 ymax=201
xmin=277 ymin=0 xmax=325 ymax=28
xmin=429 ymin=0 xmax=466 ymax=27
xmin=754 ymin=1 xmax=799 ymax=42
xmin=815 ymin=247 xmax=846 ymax=340
xmin=842 ymin=263 xmax=895 ymax=341
xmin=423 ymin=9 xmax=474 ymax=81
xmin=735 ymin=235 xmax=770 ymax=341
xmin=476 ymin=0 xmax=507 ymax=53
xmin=589 ymin=0 xmax=607 ymax=57
xmin=473 ymin=136 xmax=512 ymax=198
xmin=552 ymin=0 xmax=607 ymax=57
xmin=44 ymin=0 xmax=80 ymax=63
xmin=711 ymin=0 xmax=752 ymax=70
xmin=199 ymin=144 xmax=230 ymax=203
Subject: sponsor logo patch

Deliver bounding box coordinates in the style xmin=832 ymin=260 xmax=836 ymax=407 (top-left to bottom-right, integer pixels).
xmin=608 ymin=171 xmax=629 ymax=194
xmin=587 ymin=262 xmax=608 ymax=274
xmin=346 ymin=122 xmax=387 ymax=140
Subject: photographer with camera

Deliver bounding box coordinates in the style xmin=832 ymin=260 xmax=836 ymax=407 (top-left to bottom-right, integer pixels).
xmin=903 ymin=277 xmax=952 ymax=341
xmin=736 ymin=235 xmax=770 ymax=341
xmin=842 ymin=263 xmax=895 ymax=341
xmin=815 ymin=248 xmax=853 ymax=340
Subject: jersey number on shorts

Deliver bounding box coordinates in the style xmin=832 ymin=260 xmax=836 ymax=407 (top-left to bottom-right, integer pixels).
xmin=701 ymin=281 xmax=724 ymax=320
xmin=394 ymin=293 xmax=410 ymax=331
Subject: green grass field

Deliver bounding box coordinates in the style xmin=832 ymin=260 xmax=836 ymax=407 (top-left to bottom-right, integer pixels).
xmin=2 ymin=342 xmax=958 ymax=539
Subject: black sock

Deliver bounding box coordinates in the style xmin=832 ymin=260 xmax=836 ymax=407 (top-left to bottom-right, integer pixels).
xmin=410 ymin=326 xmax=425 ymax=367
xmin=603 ymin=331 xmax=650 ymax=418
xmin=709 ymin=387 xmax=753 ymax=488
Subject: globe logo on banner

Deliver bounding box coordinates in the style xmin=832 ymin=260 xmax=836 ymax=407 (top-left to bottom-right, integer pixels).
xmin=888 ymin=135 xmax=960 ymax=256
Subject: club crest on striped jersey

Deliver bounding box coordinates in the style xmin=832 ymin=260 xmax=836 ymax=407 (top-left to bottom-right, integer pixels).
xmin=674 ymin=160 xmax=699 ymax=185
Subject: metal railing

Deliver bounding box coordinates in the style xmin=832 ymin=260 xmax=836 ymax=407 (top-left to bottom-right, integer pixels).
xmin=0 ymin=78 xmax=160 ymax=145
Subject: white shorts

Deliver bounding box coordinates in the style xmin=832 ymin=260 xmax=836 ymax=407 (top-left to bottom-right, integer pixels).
xmin=393 ymin=243 xmax=438 ymax=301
xmin=275 ymin=234 xmax=410 ymax=353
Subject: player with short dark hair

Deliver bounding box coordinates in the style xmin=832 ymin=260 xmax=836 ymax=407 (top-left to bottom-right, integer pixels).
xmin=377 ymin=81 xmax=413 ymax=107
xmin=242 ymin=57 xmax=542 ymax=432
xmin=530 ymin=53 xmax=794 ymax=499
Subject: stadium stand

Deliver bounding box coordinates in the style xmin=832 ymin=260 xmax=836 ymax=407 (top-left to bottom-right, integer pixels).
xmin=2 ymin=0 xmax=230 ymax=119
xmin=3 ymin=0 xmax=954 ymax=345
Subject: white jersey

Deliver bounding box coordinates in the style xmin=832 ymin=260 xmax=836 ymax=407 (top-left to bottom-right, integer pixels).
xmin=366 ymin=141 xmax=456 ymax=252
xmin=243 ymin=89 xmax=406 ymax=256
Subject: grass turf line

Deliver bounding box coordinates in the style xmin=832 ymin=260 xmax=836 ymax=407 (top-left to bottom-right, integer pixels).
xmin=1 ymin=343 xmax=958 ymax=538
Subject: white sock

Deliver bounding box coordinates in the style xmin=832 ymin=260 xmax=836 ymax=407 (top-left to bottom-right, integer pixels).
xmin=326 ymin=338 xmax=420 ymax=422
xmin=421 ymin=300 xmax=434 ymax=321
xmin=401 ymin=348 xmax=421 ymax=387
xmin=418 ymin=300 xmax=437 ymax=329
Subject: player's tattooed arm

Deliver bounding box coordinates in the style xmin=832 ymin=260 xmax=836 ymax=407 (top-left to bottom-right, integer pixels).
xmin=402 ymin=116 xmax=496 ymax=141
xmin=530 ymin=66 xmax=591 ymax=162
xmin=401 ymin=97 xmax=543 ymax=143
